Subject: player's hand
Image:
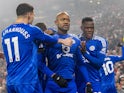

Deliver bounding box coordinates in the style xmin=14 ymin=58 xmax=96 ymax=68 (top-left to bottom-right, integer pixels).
xmin=58 ymin=38 xmax=72 ymax=46
xmin=38 ymin=48 xmax=45 ymax=53
xmin=85 ymin=82 xmax=93 ymax=93
xmin=52 ymin=74 xmax=68 ymax=88
xmin=80 ymin=41 xmax=86 ymax=53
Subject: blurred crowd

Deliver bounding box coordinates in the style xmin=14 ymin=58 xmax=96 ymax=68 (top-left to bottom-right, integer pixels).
xmin=94 ymin=4 xmax=124 ymax=93
xmin=0 ymin=59 xmax=6 ymax=93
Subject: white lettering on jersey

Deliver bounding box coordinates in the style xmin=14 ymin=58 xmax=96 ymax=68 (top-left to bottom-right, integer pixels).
xmin=56 ymin=39 xmax=75 ymax=59
xmin=102 ymin=60 xmax=114 ymax=75
xmin=3 ymin=27 xmax=30 ymax=39
xmin=4 ymin=36 xmax=20 ymax=62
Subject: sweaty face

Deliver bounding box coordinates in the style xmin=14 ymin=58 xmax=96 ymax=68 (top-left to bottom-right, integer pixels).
xmin=55 ymin=14 xmax=70 ymax=33
xmin=81 ymin=21 xmax=94 ymax=40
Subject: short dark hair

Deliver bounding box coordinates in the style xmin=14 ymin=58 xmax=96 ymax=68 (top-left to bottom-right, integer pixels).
xmin=16 ymin=3 xmax=34 ymax=16
xmin=82 ymin=17 xmax=93 ymax=24
xmin=35 ymin=23 xmax=47 ymax=31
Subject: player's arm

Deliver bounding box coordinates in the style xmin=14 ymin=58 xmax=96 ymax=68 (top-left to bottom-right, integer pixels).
xmin=33 ymin=27 xmax=72 ymax=46
xmin=76 ymin=48 xmax=93 ymax=93
xmin=117 ymin=45 xmax=124 ymax=60
xmin=78 ymin=64 xmax=90 ymax=83
xmin=38 ymin=48 xmax=68 ymax=88
xmin=83 ymin=52 xmax=105 ymax=68
xmin=37 ymin=54 xmax=53 ymax=77
xmin=76 ymin=47 xmax=90 ymax=83
xmin=120 ymin=46 xmax=124 ymax=60
xmin=38 ymin=58 xmax=68 ymax=88
xmin=80 ymin=41 xmax=105 ymax=68
xmin=109 ymin=46 xmax=124 ymax=63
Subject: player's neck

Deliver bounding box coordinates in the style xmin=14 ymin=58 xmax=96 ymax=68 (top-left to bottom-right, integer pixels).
xmin=58 ymin=30 xmax=67 ymax=35
xmin=15 ymin=16 xmax=29 ymax=24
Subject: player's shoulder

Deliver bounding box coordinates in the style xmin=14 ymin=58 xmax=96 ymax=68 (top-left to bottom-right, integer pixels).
xmin=69 ymin=34 xmax=80 ymax=40
xmin=87 ymin=39 xmax=101 ymax=43
xmin=86 ymin=39 xmax=102 ymax=49
xmin=29 ymin=24 xmax=40 ymax=30
xmin=93 ymin=35 xmax=108 ymax=47
xmin=29 ymin=24 xmax=44 ymax=33
xmin=93 ymin=35 xmax=107 ymax=42
xmin=15 ymin=23 xmax=41 ymax=32
xmin=69 ymin=33 xmax=81 ymax=43
xmin=104 ymin=56 xmax=115 ymax=64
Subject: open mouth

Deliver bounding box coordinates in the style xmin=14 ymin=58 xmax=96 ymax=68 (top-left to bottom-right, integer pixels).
xmin=63 ymin=25 xmax=69 ymax=27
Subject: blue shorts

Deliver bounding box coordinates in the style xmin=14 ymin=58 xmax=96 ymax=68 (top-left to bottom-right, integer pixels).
xmin=7 ymin=83 xmax=43 ymax=93
xmin=45 ymin=79 xmax=77 ymax=93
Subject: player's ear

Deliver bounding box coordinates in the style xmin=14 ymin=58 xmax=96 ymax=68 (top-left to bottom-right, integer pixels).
xmin=27 ymin=13 xmax=31 ymax=20
xmin=80 ymin=25 xmax=83 ymax=31
xmin=55 ymin=20 xmax=58 ymax=25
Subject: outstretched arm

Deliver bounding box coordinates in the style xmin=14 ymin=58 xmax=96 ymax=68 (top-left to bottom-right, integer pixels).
xmin=109 ymin=46 xmax=124 ymax=63
xmin=34 ymin=28 xmax=72 ymax=46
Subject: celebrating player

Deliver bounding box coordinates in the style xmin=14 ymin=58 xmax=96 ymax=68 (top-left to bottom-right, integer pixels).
xmin=44 ymin=11 xmax=90 ymax=93
xmin=1 ymin=3 xmax=72 ymax=93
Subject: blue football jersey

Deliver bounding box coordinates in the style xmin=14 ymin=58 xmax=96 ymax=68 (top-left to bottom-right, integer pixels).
xmin=83 ymin=40 xmax=105 ymax=68
xmin=81 ymin=40 xmax=104 ymax=83
xmin=1 ymin=23 xmax=58 ymax=85
xmin=84 ymin=41 xmax=124 ymax=93
xmin=45 ymin=33 xmax=88 ymax=80
xmin=78 ymin=34 xmax=108 ymax=54
xmin=100 ymin=46 xmax=124 ymax=92
xmin=76 ymin=34 xmax=108 ymax=92
xmin=78 ymin=35 xmax=107 ymax=82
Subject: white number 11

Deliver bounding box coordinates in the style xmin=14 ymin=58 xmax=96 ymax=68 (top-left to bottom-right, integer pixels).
xmin=4 ymin=37 xmax=20 ymax=62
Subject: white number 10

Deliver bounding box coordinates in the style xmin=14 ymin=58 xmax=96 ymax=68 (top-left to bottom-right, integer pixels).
xmin=4 ymin=37 xmax=20 ymax=62
xmin=102 ymin=61 xmax=114 ymax=75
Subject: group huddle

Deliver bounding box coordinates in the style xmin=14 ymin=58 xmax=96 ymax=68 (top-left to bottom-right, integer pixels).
xmin=1 ymin=3 xmax=123 ymax=93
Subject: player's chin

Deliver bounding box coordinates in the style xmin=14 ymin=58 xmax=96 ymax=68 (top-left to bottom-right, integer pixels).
xmin=63 ymin=26 xmax=69 ymax=30
xmin=86 ymin=35 xmax=93 ymax=39
xmin=62 ymin=28 xmax=69 ymax=32
xmin=63 ymin=27 xmax=69 ymax=31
